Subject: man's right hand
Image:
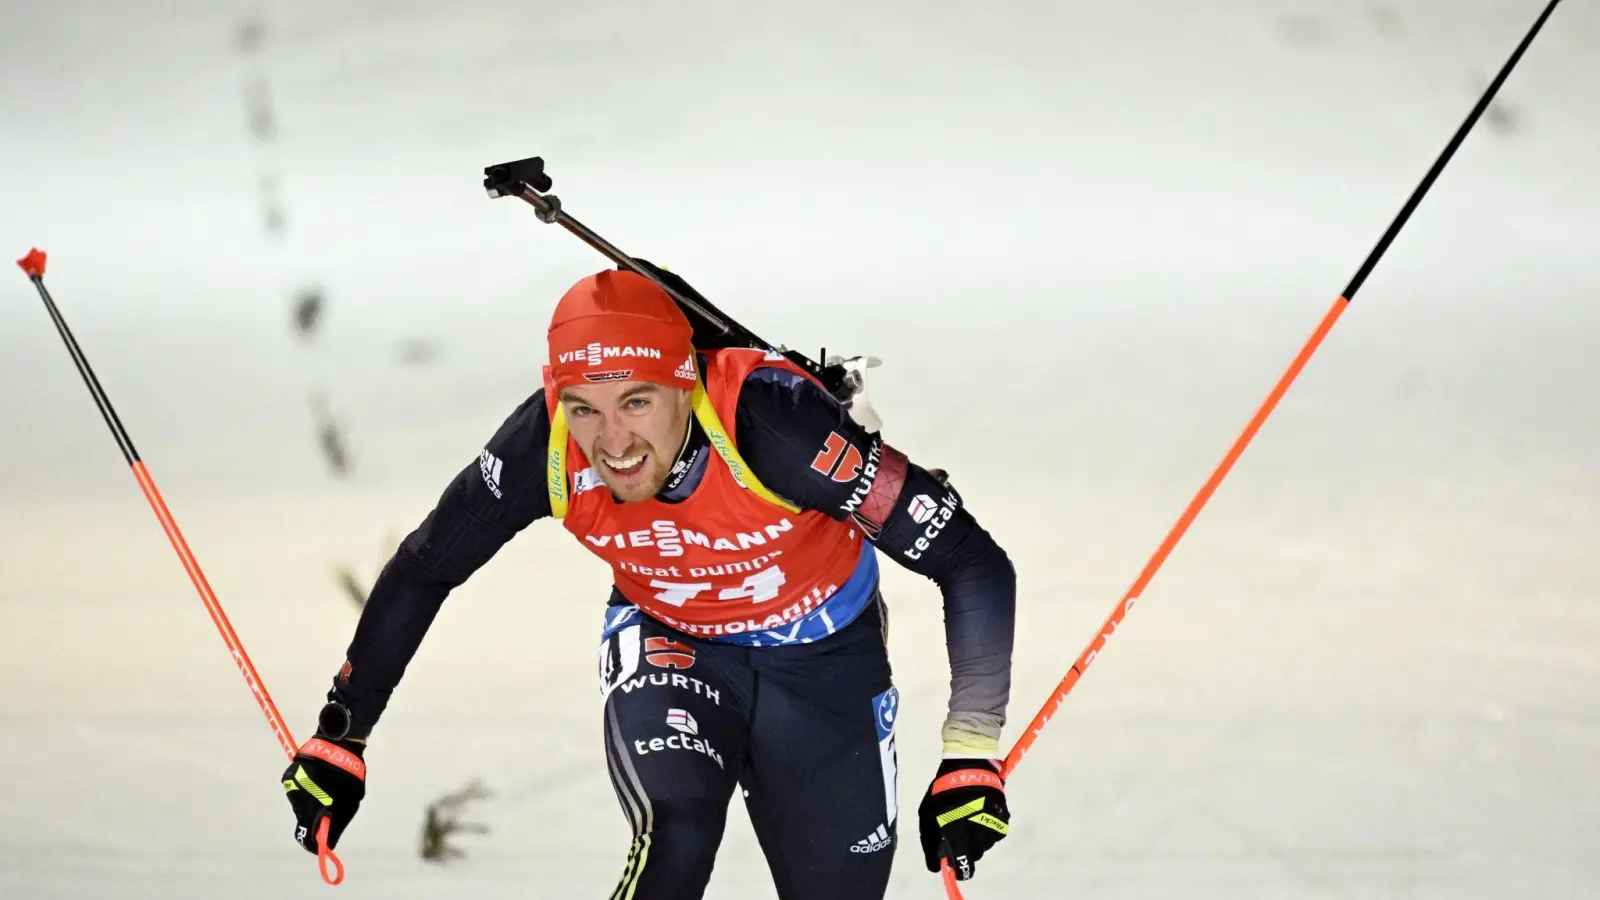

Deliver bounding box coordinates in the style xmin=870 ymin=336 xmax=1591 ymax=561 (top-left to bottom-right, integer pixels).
xmin=282 ymin=703 xmax=367 ymax=853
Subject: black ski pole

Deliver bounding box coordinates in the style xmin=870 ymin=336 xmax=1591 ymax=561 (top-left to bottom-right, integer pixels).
xmin=13 ymin=249 xmax=347 ymax=886
xmin=1340 ymin=0 xmax=1565 ymax=302
xmin=942 ymin=0 xmax=1569 ymax=897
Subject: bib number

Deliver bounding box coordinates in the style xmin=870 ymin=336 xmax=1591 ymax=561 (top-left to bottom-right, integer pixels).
xmin=650 ymin=564 xmax=787 ymax=606
xmin=649 ymin=581 xmax=712 ymax=608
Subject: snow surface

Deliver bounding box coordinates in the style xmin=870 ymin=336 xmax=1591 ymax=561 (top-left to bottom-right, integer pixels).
xmin=1 ymin=0 xmax=1597 ymax=897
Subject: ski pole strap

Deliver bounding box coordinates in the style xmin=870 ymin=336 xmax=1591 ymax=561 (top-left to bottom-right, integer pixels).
xmin=300 ymin=739 xmax=366 ymax=780
xmin=316 ymin=817 xmax=344 ymax=885
xmin=930 ymin=768 xmax=1004 ymax=795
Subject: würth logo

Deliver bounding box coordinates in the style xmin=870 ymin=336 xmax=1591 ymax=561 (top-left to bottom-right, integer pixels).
xmin=811 ymin=432 xmax=863 ymax=483
xmin=645 ymin=637 xmax=696 ymax=670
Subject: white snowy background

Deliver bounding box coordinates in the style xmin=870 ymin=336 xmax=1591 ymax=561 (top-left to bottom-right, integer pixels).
xmin=1 ymin=1 xmax=1597 ymax=897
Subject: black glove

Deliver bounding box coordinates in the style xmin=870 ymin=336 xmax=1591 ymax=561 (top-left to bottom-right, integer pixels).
xmin=917 ymin=757 xmax=1010 ymax=881
xmin=282 ymin=702 xmax=367 ymax=853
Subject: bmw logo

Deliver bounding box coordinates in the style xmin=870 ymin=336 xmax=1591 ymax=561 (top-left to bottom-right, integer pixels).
xmin=876 ymin=687 xmax=899 ymax=733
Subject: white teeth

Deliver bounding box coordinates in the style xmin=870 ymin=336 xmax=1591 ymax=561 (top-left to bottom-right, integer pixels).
xmin=605 ymin=455 xmax=645 ymax=471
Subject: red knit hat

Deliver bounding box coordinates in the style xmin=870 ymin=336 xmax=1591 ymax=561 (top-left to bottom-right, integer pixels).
xmin=546 ymin=269 xmax=697 ymax=395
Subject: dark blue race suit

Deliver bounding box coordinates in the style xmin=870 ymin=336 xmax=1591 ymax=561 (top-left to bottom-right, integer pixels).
xmin=328 ymin=360 xmax=1017 ymax=899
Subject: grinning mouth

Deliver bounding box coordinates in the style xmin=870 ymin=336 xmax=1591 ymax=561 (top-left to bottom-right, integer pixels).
xmin=603 ymin=453 xmax=647 ymax=475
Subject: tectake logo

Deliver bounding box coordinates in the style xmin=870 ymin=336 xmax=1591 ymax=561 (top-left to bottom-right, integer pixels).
xmin=903 ymin=491 xmax=959 ymax=561
xmin=634 ymin=711 xmax=725 ymax=769
xmin=558 ymin=343 xmax=663 ymax=367
xmin=907 ymin=494 xmax=938 ymax=524
xmin=665 ymin=708 xmax=698 ymax=735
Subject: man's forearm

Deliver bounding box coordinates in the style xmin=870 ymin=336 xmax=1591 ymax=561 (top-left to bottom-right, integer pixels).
xmin=933 ymin=528 xmax=1018 ymax=756
xmin=329 ymin=543 xmax=455 ymax=739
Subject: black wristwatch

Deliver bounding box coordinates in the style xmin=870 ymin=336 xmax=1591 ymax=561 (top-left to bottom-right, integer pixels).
xmin=317 ymin=700 xmax=354 ymax=741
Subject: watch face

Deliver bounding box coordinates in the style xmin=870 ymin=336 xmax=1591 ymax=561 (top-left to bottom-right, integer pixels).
xmin=318 ymin=702 xmax=352 ymax=740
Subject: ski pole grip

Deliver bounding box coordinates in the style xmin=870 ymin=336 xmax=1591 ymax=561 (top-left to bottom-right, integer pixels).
xmin=316 ymin=817 xmax=345 ymax=886
xmin=940 ymin=859 xmax=966 ymax=899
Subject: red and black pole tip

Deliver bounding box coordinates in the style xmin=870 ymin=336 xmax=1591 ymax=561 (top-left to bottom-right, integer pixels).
xmin=16 ymin=245 xmax=142 ymax=464
xmin=17 ymin=248 xmax=46 ymax=279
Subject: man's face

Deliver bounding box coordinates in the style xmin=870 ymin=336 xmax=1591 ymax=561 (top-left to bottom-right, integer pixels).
xmin=558 ymin=380 xmax=692 ymax=503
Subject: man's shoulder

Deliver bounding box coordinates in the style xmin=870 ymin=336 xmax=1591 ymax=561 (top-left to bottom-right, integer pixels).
xmin=469 ymin=387 xmax=556 ymax=521
xmin=733 ymin=360 xmax=831 ymax=412
xmin=511 ymin=386 xmax=551 ymax=421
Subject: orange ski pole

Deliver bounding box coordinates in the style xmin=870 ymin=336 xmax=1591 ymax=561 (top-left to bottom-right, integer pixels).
xmin=940 ymin=0 xmax=1566 ymax=895
xmin=15 ymin=249 xmax=345 ymax=887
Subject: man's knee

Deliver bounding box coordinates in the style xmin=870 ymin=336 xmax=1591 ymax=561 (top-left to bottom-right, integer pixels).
xmin=762 ymin=819 xmax=897 ymax=900
xmin=611 ymin=793 xmax=731 ymax=899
